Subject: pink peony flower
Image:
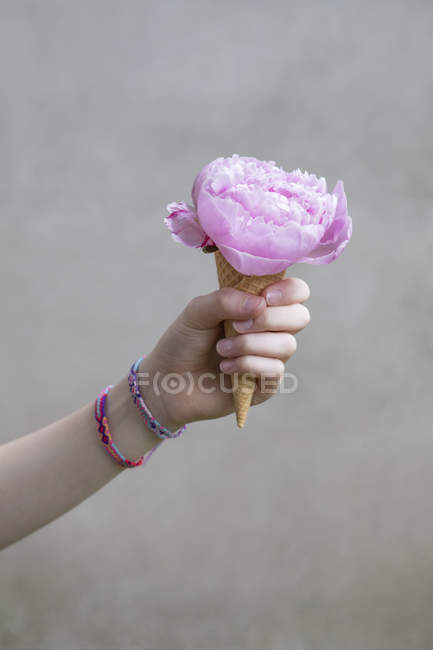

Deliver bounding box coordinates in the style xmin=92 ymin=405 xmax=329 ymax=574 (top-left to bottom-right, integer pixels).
xmin=165 ymin=154 xmax=352 ymax=275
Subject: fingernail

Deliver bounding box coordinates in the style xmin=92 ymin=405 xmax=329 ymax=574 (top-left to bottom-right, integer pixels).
xmin=233 ymin=319 xmax=253 ymax=332
xmin=216 ymin=339 xmax=233 ymax=354
xmin=220 ymin=359 xmax=234 ymax=372
xmin=266 ymin=289 xmax=282 ymax=306
xmin=242 ymin=295 xmax=263 ymax=313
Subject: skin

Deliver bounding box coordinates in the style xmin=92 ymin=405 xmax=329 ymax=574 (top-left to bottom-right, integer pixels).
xmin=0 ymin=278 xmax=310 ymax=550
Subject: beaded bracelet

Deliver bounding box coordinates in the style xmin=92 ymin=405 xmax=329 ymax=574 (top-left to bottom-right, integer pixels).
xmin=128 ymin=355 xmax=187 ymax=440
xmin=95 ymin=384 xmax=161 ymax=469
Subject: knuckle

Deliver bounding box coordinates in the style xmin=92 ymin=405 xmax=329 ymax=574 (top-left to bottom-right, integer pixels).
xmin=185 ymin=295 xmax=201 ymax=316
xmin=275 ymin=359 xmax=285 ymax=375
xmin=293 ymin=278 xmax=311 ymax=301
xmin=285 ymin=333 xmax=297 ymax=355
xmin=218 ymin=287 xmax=234 ymax=300
xmin=262 ymin=363 xmax=285 ymax=382
xmin=236 ymin=335 xmax=251 ymax=355
xmin=216 ymin=287 xmax=235 ymax=310
xmin=257 ymin=310 xmax=270 ymax=330
xmin=298 ymin=304 xmax=311 ymax=326
xmin=237 ymin=355 xmax=253 ymax=373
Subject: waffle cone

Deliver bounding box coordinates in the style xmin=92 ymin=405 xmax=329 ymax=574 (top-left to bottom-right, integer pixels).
xmin=214 ymin=250 xmax=286 ymax=428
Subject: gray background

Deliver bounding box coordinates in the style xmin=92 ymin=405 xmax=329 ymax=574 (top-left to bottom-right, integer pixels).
xmin=0 ymin=1 xmax=432 ymax=649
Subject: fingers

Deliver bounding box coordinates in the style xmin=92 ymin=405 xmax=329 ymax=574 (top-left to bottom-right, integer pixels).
xmin=181 ymin=278 xmax=310 ymax=331
xmin=219 ymin=354 xmax=285 ymax=378
xmin=252 ymin=375 xmax=282 ymax=406
xmin=232 ymin=303 xmax=311 ymax=334
xmin=216 ymin=331 xmax=297 ymax=362
xmin=216 ymin=330 xmax=297 ymax=381
xmin=262 ymin=277 xmax=310 ymax=306
xmin=182 ymin=288 xmax=266 ymax=330
xmin=214 ymin=277 xmax=311 ymax=394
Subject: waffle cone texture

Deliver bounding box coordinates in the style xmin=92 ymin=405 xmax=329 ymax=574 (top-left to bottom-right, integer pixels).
xmin=214 ymin=250 xmax=286 ymax=428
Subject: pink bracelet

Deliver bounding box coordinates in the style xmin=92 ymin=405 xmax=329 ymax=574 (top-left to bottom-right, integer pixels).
xmin=94 ymin=384 xmax=161 ymax=469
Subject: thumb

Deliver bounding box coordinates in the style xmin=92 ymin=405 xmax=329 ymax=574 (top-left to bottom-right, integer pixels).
xmin=181 ymin=287 xmax=266 ymax=330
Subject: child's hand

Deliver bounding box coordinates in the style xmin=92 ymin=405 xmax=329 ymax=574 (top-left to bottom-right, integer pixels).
xmin=140 ymin=278 xmax=310 ymax=431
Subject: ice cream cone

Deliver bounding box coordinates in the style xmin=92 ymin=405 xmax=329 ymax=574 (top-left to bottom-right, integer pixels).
xmin=214 ymin=249 xmax=286 ymax=428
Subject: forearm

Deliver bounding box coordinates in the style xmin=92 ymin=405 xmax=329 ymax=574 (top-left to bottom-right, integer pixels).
xmin=0 ymin=363 xmax=164 ymax=551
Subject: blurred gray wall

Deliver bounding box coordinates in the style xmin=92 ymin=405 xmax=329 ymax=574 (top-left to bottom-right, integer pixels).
xmin=1 ymin=1 xmax=432 ymax=649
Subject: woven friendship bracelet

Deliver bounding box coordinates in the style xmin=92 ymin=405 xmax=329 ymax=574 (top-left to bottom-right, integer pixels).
xmin=128 ymin=356 xmax=187 ymax=440
xmin=95 ymin=384 xmax=161 ymax=469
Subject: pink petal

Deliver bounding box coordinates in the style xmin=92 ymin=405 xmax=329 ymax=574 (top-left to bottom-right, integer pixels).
xmin=217 ymin=243 xmax=291 ymax=275
xmin=164 ymin=202 xmax=211 ymax=248
xmin=297 ymin=181 xmax=352 ymax=264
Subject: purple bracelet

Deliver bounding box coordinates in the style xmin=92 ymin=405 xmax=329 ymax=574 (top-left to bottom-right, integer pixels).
xmin=128 ymin=355 xmax=187 ymax=440
xmin=95 ymin=384 xmax=161 ymax=469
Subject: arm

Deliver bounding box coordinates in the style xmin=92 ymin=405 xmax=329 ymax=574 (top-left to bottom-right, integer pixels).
xmin=0 ymin=279 xmax=310 ymax=550
xmin=0 ymin=368 xmax=167 ymax=550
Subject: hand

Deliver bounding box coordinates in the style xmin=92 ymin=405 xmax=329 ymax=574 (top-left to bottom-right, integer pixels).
xmin=139 ymin=278 xmax=311 ymax=431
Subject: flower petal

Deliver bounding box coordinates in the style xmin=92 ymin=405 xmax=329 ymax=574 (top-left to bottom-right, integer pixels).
xmin=297 ymin=181 xmax=352 ymax=264
xmin=217 ymin=243 xmax=291 ymax=275
xmin=164 ymin=202 xmax=212 ymax=248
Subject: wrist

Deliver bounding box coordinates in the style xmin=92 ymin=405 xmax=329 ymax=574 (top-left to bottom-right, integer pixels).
xmin=105 ymin=375 xmax=162 ymax=463
xmin=137 ymin=355 xmax=186 ymax=433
